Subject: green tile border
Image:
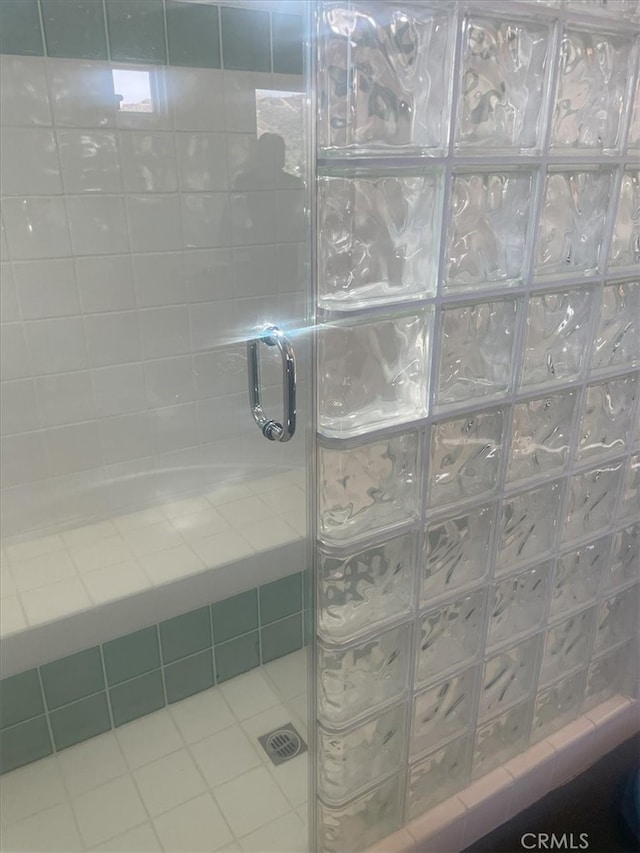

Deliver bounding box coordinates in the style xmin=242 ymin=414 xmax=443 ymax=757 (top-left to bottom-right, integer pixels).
xmin=0 ymin=2 xmax=303 ymax=75
xmin=0 ymin=570 xmax=305 ymax=774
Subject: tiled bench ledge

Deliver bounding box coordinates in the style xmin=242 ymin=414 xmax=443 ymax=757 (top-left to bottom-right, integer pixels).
xmin=1 ymin=473 xmax=307 ymax=677
xmin=369 ymin=696 xmax=640 ymax=853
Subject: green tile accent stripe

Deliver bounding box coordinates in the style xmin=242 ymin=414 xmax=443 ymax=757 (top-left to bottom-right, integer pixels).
xmin=0 ymin=570 xmax=305 ymax=774
xmin=0 ymin=0 xmax=44 ymax=57
xmin=41 ymin=646 xmax=104 ymax=710
xmin=109 ymin=670 xmax=165 ymax=727
xmin=220 ymin=4 xmax=270 ymax=72
xmin=212 ymin=589 xmax=258 ymax=644
xmin=49 ymin=692 xmax=111 ymax=750
xmin=103 ymin=626 xmax=160 ymax=686
xmin=166 ymin=0 xmax=220 ymax=69
xmin=41 ymin=0 xmax=108 ymax=60
xmin=106 ymin=0 xmax=166 ymax=65
xmin=0 ymin=2 xmax=303 ymax=74
xmin=160 ymin=606 xmax=211 ymax=664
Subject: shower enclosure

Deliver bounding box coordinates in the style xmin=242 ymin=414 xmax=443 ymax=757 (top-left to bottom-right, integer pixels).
xmin=1 ymin=1 xmax=639 ymax=852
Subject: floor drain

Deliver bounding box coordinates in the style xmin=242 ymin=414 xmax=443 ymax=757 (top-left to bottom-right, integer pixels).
xmin=258 ymin=722 xmax=307 ymax=766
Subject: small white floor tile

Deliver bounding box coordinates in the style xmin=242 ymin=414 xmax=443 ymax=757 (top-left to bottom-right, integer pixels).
xmin=21 ymin=577 xmax=91 ymax=625
xmin=5 ymin=534 xmax=65 ymax=563
xmin=62 ymin=521 xmax=119 ymax=550
xmin=138 ymin=545 xmax=204 ymax=585
xmin=57 ymin=731 xmax=128 ymax=799
xmin=214 ymin=766 xmax=290 ymax=838
xmin=133 ymin=749 xmax=206 ymax=817
xmin=120 ymin=521 xmax=184 ymax=557
xmin=72 ymin=776 xmax=147 ymax=848
xmin=238 ymin=810 xmax=306 ymax=852
xmin=82 ymin=560 xmax=150 ymax=605
xmin=206 ymin=483 xmax=253 ymax=506
xmin=162 ymin=496 xmax=211 ymax=520
xmin=171 ymin=506 xmax=231 ymax=541
xmin=169 ymin=687 xmax=235 ymax=744
xmin=190 ymin=530 xmax=255 ymax=569
xmin=113 ymin=508 xmax=165 ymax=533
xmin=0 ymin=595 xmax=27 ymax=635
xmin=0 ymin=757 xmax=67 ymax=826
xmin=69 ymin=536 xmax=133 ymax=574
xmin=91 ymin=822 xmax=162 ymax=852
xmin=192 ymin=725 xmax=262 ymax=789
xmin=216 ymin=496 xmax=277 ymax=526
xmin=115 ymin=710 xmax=184 ymax=770
xmin=153 ymin=793 xmax=233 ymax=852
xmin=11 ymin=551 xmax=77 ymax=593
xmin=263 ymin=648 xmax=307 ymax=702
xmin=1 ymin=802 xmax=82 ymax=852
xmin=221 ymin=669 xmax=281 ymax=721
xmin=241 ymin=517 xmax=299 ymax=550
xmin=270 ymin=753 xmax=308 ymax=808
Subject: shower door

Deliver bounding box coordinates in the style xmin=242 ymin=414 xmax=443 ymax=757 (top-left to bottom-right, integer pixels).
xmin=0 ymin=1 xmax=315 ymax=851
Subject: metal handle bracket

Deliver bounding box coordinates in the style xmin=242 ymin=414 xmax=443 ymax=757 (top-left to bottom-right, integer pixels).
xmin=248 ymin=325 xmax=296 ymax=442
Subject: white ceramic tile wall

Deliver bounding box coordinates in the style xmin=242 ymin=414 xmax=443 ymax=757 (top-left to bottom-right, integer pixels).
xmin=0 ymin=54 xmax=308 ymax=541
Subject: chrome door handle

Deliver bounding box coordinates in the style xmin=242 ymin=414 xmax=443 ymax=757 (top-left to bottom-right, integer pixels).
xmin=247 ymin=325 xmax=296 ymax=442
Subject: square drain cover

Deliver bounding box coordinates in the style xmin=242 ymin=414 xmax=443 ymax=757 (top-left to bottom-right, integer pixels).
xmin=258 ymin=722 xmax=307 ymax=766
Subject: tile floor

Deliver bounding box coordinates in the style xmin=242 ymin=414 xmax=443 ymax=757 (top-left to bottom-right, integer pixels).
xmin=0 ymin=650 xmax=309 ymax=852
xmin=0 ymin=471 xmax=307 ymax=637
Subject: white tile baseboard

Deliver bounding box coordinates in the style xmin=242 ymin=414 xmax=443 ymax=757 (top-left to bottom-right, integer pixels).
xmin=369 ymin=696 xmax=640 ymax=853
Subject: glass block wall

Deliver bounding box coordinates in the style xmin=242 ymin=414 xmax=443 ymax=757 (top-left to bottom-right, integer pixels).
xmin=313 ymin=1 xmax=640 ymax=850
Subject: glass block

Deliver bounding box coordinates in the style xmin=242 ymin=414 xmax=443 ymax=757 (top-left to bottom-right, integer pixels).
xmin=628 ymin=80 xmax=640 ymax=149
xmin=318 ymin=703 xmax=406 ymax=802
xmin=495 ymin=481 xmax=562 ymax=574
xmin=318 ymin=310 xmax=431 ymax=437
xmin=318 ymin=431 xmax=420 ymax=544
xmin=610 ymin=170 xmax=640 ymax=269
xmin=428 ymin=407 xmax=504 ymax=508
xmin=416 ymin=589 xmax=486 ymax=686
xmin=473 ymin=700 xmax=531 ymax=780
xmin=521 ymin=287 xmax=595 ymax=387
xmin=607 ymin=522 xmax=640 ymax=590
xmin=592 ymin=281 xmax=640 ymax=372
xmin=531 ymin=668 xmax=586 ymax=745
xmin=411 ymin=666 xmax=478 ymax=757
xmin=479 ymin=635 xmax=541 ymax=719
xmin=562 ymin=463 xmax=623 ymax=544
xmin=436 ymin=299 xmax=518 ymax=406
xmin=488 ymin=562 xmax=552 ymax=648
xmin=318 ymin=173 xmax=443 ymax=310
xmin=593 ymin=587 xmax=638 ymax=655
xmin=551 ymin=28 xmax=635 ymax=152
xmin=540 ymin=607 xmax=596 ymax=686
xmin=566 ymin=0 xmax=640 ymax=15
xmin=551 ymin=537 xmax=610 ymax=618
xmin=318 ymin=3 xmax=452 ymax=154
xmin=535 ymin=171 xmax=613 ymax=279
xmin=318 ymin=533 xmax=415 ymax=642
xmin=507 ymin=391 xmax=578 ymax=484
xmin=408 ymin=736 xmax=471 ymax=820
xmin=318 ymin=623 xmax=411 ymax=726
xmin=620 ymin=453 xmax=640 ymax=521
xmin=445 ymin=171 xmax=534 ymax=290
xmin=422 ymin=501 xmax=496 ymax=605
xmin=455 ymin=14 xmax=551 ymax=151
xmin=584 ymin=642 xmax=635 ymax=712
xmin=578 ymin=374 xmax=638 ymax=460
xmin=318 ymin=773 xmax=402 ymax=853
